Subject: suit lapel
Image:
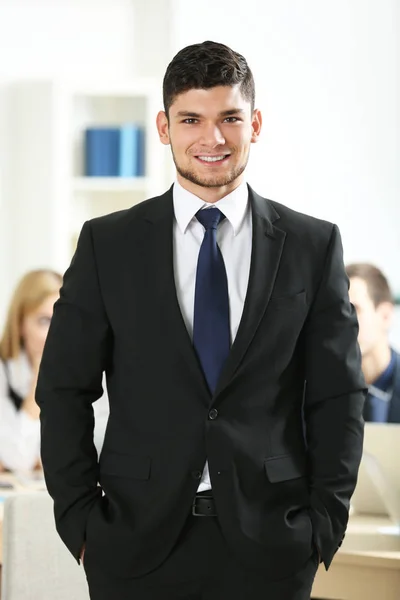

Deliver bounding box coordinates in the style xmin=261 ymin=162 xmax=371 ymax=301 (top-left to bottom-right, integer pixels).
xmin=140 ymin=188 xmax=210 ymax=402
xmin=215 ymin=186 xmax=286 ymax=397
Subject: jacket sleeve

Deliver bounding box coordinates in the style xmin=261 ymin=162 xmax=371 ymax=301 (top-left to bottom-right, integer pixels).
xmin=36 ymin=220 xmax=110 ymax=562
xmin=303 ymin=224 xmax=366 ymax=569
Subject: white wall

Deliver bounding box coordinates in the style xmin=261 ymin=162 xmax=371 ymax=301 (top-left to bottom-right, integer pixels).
xmin=0 ymin=0 xmax=136 ymax=79
xmin=171 ymin=0 xmax=400 ymax=299
xmin=0 ymin=0 xmax=137 ymax=323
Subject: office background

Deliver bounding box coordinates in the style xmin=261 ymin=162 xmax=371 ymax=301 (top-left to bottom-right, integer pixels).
xmin=0 ymin=0 xmax=399 ymax=343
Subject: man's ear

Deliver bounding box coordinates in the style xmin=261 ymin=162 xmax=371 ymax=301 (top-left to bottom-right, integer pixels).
xmin=156 ymin=111 xmax=170 ymax=145
xmin=251 ymin=108 xmax=262 ymax=143
xmin=377 ymin=301 xmax=394 ymax=332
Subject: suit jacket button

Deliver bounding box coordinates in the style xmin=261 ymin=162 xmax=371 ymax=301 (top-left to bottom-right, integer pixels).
xmin=192 ymin=470 xmax=202 ymax=480
xmin=208 ymin=409 xmax=218 ymax=420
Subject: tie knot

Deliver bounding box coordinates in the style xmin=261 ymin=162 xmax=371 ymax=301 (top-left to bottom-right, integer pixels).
xmin=196 ymin=207 xmax=226 ymax=230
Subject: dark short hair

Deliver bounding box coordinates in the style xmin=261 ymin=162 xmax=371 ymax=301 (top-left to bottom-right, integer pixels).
xmin=346 ymin=263 xmax=394 ymax=307
xmin=163 ymin=40 xmax=255 ymax=117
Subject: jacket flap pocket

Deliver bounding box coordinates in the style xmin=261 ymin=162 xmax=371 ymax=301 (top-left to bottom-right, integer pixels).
xmin=264 ymin=454 xmax=306 ymax=483
xmin=100 ymin=452 xmax=151 ymax=480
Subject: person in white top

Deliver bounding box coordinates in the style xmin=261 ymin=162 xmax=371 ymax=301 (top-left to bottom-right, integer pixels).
xmin=0 ymin=269 xmax=62 ymax=471
xmin=0 ymin=269 xmax=109 ymax=471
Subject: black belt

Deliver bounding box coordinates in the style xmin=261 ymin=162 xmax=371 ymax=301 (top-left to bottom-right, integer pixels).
xmin=192 ymin=493 xmax=217 ymax=517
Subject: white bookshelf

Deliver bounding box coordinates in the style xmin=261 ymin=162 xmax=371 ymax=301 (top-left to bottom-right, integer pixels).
xmin=8 ymin=79 xmax=169 ymax=278
xmin=72 ymin=176 xmax=150 ymax=193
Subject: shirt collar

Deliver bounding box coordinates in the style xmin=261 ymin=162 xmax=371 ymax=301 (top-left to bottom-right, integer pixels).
xmin=173 ymin=180 xmax=249 ymax=236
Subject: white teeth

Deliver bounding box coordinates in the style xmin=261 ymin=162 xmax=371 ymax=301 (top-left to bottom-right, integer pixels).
xmin=197 ymin=155 xmax=227 ymax=162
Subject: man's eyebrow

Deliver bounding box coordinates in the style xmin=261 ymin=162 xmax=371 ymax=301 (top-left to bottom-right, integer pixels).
xmin=174 ymin=108 xmax=245 ymax=119
xmin=175 ymin=111 xmax=201 ymax=118
xmin=218 ymin=109 xmax=245 ymax=117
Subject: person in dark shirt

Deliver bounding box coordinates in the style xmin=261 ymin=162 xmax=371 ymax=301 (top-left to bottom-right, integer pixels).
xmin=346 ymin=263 xmax=400 ymax=423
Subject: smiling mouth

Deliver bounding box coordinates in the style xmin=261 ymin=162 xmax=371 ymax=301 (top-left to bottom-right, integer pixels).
xmin=195 ymin=154 xmax=231 ymax=164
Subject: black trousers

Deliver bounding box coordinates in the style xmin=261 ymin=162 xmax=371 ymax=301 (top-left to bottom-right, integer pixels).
xmin=84 ymin=513 xmax=319 ymax=600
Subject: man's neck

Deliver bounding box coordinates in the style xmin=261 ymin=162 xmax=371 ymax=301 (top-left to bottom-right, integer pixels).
xmin=362 ymin=344 xmax=392 ymax=385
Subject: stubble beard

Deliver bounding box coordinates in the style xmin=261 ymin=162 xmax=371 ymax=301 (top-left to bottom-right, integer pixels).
xmin=171 ymin=147 xmax=249 ymax=189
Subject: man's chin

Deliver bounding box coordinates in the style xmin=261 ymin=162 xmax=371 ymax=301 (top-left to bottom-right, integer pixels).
xmin=177 ymin=169 xmax=239 ymax=190
xmin=194 ymin=178 xmax=233 ymax=189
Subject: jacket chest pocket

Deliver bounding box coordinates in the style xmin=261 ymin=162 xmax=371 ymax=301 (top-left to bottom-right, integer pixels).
xmin=268 ymin=290 xmax=307 ymax=312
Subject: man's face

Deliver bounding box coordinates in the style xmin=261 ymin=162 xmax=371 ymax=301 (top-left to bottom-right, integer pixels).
xmin=157 ymin=85 xmax=261 ymax=197
xmin=349 ymin=277 xmax=392 ymax=357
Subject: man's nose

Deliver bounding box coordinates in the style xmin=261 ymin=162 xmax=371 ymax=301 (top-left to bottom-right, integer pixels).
xmin=199 ymin=124 xmax=225 ymax=147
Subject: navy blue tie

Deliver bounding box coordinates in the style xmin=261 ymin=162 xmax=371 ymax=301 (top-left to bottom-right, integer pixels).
xmin=193 ymin=208 xmax=230 ymax=395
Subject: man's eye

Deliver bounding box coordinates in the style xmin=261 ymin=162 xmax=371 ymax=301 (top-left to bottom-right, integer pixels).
xmin=183 ymin=118 xmax=198 ymax=124
xmin=224 ymin=117 xmax=239 ymax=123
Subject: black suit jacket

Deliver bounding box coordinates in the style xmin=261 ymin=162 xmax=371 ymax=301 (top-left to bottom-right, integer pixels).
xmin=36 ymin=185 xmax=366 ymax=580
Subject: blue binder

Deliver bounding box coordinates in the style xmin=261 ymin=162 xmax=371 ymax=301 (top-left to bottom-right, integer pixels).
xmin=84 ymin=128 xmax=120 ymax=177
xmin=118 ymin=125 xmax=145 ymax=177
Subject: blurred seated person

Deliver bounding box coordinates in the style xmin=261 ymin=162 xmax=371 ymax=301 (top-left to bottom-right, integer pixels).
xmin=346 ymin=263 xmax=400 ymax=423
xmin=0 ymin=269 xmax=62 ymax=471
xmin=0 ymin=269 xmax=109 ymax=472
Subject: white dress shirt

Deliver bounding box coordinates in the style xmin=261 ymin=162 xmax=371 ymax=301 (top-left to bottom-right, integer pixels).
xmin=173 ymin=180 xmax=252 ymax=491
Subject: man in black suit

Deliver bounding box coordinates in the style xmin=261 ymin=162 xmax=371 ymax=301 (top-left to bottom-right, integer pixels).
xmin=36 ymin=41 xmax=366 ymax=600
xmin=347 ymin=263 xmax=400 ymax=423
